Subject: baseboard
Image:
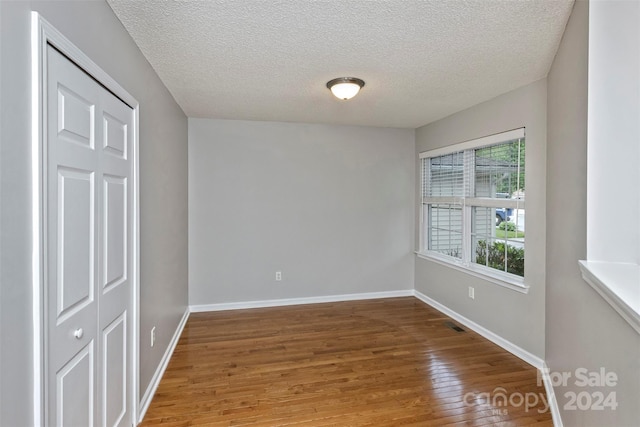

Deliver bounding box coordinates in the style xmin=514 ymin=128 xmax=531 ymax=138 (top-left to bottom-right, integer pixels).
xmin=413 ymin=290 xmax=544 ymax=369
xmin=541 ymin=362 xmax=564 ymax=427
xmin=137 ymin=308 xmax=190 ymax=423
xmin=189 ymin=290 xmax=414 ymax=312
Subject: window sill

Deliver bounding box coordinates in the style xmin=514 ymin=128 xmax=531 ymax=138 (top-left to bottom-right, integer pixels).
xmin=415 ymin=251 xmax=529 ymax=294
xmin=578 ymin=260 xmax=640 ymax=335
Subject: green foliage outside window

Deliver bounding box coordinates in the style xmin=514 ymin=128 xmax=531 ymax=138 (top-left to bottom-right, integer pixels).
xmin=498 ymin=221 xmax=517 ymax=232
xmin=475 ymin=240 xmax=525 ymax=277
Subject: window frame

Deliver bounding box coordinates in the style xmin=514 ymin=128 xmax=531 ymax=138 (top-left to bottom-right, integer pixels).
xmin=417 ymin=128 xmax=528 ymax=292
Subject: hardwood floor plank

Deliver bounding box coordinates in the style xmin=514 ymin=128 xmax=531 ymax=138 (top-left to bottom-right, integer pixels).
xmin=140 ymin=297 xmax=552 ymax=426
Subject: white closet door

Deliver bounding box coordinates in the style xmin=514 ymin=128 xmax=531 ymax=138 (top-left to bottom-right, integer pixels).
xmin=47 ymin=45 xmax=133 ymax=427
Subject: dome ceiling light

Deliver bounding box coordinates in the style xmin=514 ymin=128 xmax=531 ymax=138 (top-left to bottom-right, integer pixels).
xmin=326 ymin=77 xmax=365 ymax=100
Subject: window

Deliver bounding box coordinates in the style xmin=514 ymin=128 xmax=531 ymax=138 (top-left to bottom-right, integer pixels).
xmin=419 ymin=129 xmax=526 ymax=287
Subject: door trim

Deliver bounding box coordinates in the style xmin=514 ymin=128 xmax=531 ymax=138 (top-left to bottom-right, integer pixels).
xmin=31 ymin=13 xmax=140 ymax=426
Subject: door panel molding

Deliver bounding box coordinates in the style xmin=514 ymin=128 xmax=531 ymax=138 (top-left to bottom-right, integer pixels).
xmin=102 ymin=311 xmax=127 ymax=427
xmin=56 ymin=341 xmax=95 ymax=427
xmin=56 ymin=84 xmax=96 ymax=149
xmin=102 ymin=175 xmax=128 ymax=293
xmin=56 ymin=166 xmax=95 ymax=323
xmin=102 ymin=112 xmax=128 ymax=160
xmin=32 ymin=13 xmax=140 ymax=426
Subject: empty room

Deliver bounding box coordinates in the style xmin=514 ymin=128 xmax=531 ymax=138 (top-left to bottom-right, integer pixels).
xmin=1 ymin=0 xmax=639 ymax=426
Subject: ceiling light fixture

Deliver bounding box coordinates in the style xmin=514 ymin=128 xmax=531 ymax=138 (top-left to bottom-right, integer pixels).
xmin=326 ymin=77 xmax=365 ymax=100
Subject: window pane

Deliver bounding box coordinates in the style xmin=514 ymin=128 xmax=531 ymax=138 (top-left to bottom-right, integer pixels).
xmin=428 ymin=152 xmax=465 ymax=197
xmin=474 ymin=138 xmax=525 ymax=198
xmin=428 ymin=204 xmax=462 ymax=259
xmin=471 ymin=206 xmax=525 ymax=276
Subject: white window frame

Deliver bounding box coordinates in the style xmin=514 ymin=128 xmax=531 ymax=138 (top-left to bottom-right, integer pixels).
xmin=417 ymin=128 xmax=528 ymax=292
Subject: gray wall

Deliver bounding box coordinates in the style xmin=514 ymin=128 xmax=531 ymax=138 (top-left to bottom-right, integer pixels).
xmin=188 ymin=119 xmax=415 ymax=305
xmin=414 ymin=80 xmax=547 ymax=358
xmin=0 ymin=1 xmax=188 ymax=424
xmin=586 ymin=0 xmax=640 ymax=265
xmin=546 ymin=1 xmax=640 ymax=425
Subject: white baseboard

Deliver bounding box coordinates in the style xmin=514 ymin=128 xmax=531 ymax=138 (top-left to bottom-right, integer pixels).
xmin=413 ymin=290 xmax=544 ymax=369
xmin=189 ymin=290 xmax=414 ymax=312
xmin=541 ymin=362 xmax=564 ymax=427
xmin=137 ymin=308 xmax=190 ymax=423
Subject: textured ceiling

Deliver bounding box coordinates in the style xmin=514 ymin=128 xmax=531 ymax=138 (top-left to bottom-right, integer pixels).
xmin=107 ymin=0 xmax=574 ymax=129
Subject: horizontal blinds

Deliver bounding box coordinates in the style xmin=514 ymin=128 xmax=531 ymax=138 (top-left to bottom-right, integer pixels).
xmin=426 ymin=151 xmax=466 ymax=198
xmin=428 ymin=204 xmax=463 ymax=258
xmin=421 ymin=136 xmax=525 ymax=206
xmin=421 ymin=158 xmax=429 ymax=200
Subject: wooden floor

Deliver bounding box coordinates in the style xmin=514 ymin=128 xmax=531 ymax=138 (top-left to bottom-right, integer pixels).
xmin=140 ymin=297 xmax=552 ymax=426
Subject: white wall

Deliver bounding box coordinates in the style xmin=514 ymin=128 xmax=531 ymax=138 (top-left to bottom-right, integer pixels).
xmin=587 ymin=0 xmax=640 ymax=264
xmin=547 ymin=1 xmax=640 ymax=425
xmin=189 ymin=119 xmax=415 ymax=305
xmin=0 ymin=1 xmax=188 ymax=424
xmin=414 ymin=80 xmax=547 ymax=358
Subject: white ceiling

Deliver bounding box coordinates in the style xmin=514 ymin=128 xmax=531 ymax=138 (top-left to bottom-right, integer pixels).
xmin=107 ymin=0 xmax=574 ymax=129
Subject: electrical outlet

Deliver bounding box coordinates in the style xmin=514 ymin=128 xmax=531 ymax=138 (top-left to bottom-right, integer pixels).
xmin=468 ymin=286 xmax=475 ymax=300
xmin=151 ymin=326 xmax=156 ymax=347
xmin=275 ymin=271 xmax=282 ymax=281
